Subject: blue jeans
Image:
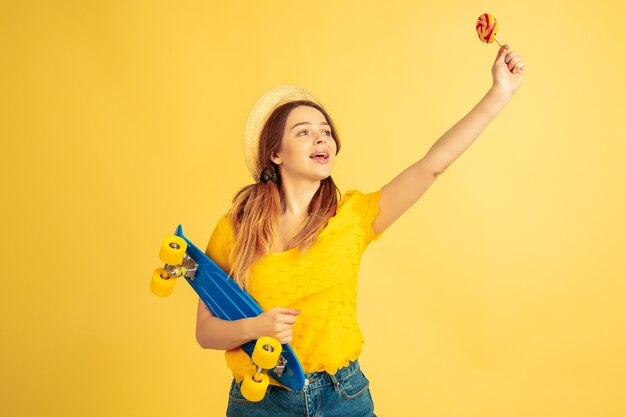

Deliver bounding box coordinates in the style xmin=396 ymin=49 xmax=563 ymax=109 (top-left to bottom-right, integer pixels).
xmin=226 ymin=360 xmax=377 ymax=417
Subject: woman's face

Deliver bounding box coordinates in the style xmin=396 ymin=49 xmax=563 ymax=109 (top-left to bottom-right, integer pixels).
xmin=271 ymin=105 xmax=337 ymax=182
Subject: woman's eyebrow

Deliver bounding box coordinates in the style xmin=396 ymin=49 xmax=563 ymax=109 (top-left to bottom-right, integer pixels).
xmin=290 ymin=121 xmax=330 ymax=130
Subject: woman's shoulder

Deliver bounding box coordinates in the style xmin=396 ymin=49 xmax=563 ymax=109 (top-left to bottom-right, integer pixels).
xmin=210 ymin=212 xmax=234 ymax=244
xmin=338 ymin=189 xmax=382 ymax=212
xmin=336 ymin=189 xmax=383 ymax=242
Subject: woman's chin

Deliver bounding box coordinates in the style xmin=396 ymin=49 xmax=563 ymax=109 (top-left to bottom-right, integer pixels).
xmin=314 ymin=170 xmax=333 ymax=181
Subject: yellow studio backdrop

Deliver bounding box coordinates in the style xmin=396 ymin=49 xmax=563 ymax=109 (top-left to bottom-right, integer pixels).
xmin=1 ymin=0 xmax=625 ymax=416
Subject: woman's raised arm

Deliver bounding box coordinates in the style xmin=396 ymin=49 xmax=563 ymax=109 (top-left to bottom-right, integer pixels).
xmin=372 ymin=44 xmax=524 ymax=235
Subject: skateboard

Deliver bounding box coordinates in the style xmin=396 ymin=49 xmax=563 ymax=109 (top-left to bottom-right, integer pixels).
xmin=150 ymin=225 xmax=306 ymax=401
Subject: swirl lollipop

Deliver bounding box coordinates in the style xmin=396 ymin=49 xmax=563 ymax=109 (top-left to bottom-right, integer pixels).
xmin=476 ymin=13 xmax=502 ymax=46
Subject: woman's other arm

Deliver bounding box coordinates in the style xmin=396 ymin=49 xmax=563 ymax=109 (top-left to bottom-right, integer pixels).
xmin=196 ymin=301 xmax=301 ymax=350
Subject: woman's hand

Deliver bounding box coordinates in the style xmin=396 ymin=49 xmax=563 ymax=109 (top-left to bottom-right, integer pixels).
xmin=249 ymin=307 xmax=301 ymax=344
xmin=491 ymin=44 xmax=525 ymax=98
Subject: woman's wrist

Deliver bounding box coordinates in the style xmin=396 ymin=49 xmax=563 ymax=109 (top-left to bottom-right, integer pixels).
xmin=489 ymin=83 xmax=514 ymax=104
xmin=241 ymin=316 xmax=258 ymax=341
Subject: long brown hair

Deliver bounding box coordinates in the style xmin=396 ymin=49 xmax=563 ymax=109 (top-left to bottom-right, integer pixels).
xmin=228 ymin=100 xmax=341 ymax=289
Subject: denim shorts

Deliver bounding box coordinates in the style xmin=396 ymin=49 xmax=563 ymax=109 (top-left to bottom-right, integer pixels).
xmin=226 ymin=359 xmax=377 ymax=417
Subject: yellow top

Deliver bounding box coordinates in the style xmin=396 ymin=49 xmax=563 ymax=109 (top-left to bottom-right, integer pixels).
xmin=204 ymin=189 xmax=383 ymax=383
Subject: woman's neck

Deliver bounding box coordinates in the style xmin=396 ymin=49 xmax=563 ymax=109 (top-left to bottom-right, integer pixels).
xmin=279 ymin=177 xmax=321 ymax=219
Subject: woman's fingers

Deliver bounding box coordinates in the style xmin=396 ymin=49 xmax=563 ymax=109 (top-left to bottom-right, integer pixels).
xmin=504 ymin=51 xmax=517 ymax=64
xmin=264 ymin=307 xmax=301 ymax=342
xmin=276 ymin=327 xmax=293 ymax=344
xmin=504 ymin=51 xmax=525 ymax=72
xmin=280 ymin=314 xmax=298 ymax=325
xmin=508 ymin=55 xmax=522 ymax=68
xmin=273 ymin=307 xmax=301 ymax=316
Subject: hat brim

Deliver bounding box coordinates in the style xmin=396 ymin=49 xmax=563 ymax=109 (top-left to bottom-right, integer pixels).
xmin=243 ymin=85 xmax=321 ymax=180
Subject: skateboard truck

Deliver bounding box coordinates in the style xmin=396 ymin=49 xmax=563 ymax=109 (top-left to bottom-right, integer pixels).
xmin=252 ymin=352 xmax=287 ymax=377
xmin=273 ymin=355 xmax=287 ymax=377
xmin=162 ymin=252 xmax=198 ymax=281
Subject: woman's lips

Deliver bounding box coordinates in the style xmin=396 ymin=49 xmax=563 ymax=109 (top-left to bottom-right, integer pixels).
xmin=310 ymin=154 xmax=329 ymax=164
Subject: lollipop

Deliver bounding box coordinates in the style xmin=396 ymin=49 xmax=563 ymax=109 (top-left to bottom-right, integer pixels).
xmin=476 ymin=13 xmax=501 ymax=46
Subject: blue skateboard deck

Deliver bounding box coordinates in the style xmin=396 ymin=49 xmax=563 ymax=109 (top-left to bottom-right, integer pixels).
xmin=173 ymin=225 xmax=305 ymax=390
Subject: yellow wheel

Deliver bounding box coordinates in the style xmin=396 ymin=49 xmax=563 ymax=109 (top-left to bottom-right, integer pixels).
xmin=251 ymin=336 xmax=282 ymax=369
xmin=150 ymin=268 xmax=176 ymax=297
xmin=159 ymin=235 xmax=187 ymax=266
xmin=241 ymin=372 xmax=269 ymax=402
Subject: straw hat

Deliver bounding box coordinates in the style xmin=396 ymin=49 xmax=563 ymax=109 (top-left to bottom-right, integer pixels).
xmin=243 ymin=85 xmax=321 ymax=181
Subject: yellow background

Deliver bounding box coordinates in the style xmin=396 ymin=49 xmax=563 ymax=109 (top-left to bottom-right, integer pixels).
xmin=2 ymin=0 xmax=625 ymax=416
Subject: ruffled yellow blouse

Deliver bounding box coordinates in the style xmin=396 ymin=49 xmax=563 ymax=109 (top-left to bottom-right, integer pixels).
xmin=204 ymin=189 xmax=383 ymax=384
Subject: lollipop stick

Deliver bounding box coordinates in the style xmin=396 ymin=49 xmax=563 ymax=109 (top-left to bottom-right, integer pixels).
xmin=493 ymin=36 xmax=502 ymax=47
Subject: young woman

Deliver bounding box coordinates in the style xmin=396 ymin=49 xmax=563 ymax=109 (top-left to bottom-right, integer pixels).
xmin=196 ymin=44 xmax=525 ymax=416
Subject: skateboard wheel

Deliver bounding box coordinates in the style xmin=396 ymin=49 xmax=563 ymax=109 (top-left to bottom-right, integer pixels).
xmin=251 ymin=336 xmax=282 ymax=370
xmin=241 ymin=372 xmax=269 ymax=402
xmin=159 ymin=235 xmax=187 ymax=266
xmin=150 ymin=268 xmax=176 ymax=297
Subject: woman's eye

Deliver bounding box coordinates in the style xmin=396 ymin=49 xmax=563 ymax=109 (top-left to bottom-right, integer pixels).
xmin=297 ymin=129 xmax=332 ymax=136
